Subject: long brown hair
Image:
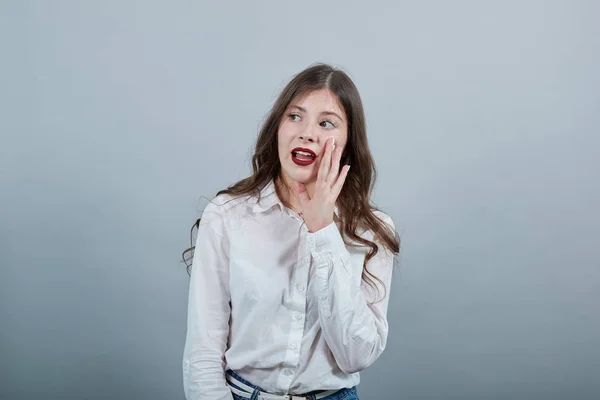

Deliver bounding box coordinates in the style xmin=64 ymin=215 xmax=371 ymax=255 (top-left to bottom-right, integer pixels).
xmin=182 ymin=63 xmax=400 ymax=303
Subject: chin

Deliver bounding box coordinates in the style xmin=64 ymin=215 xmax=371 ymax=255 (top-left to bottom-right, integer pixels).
xmin=283 ymin=167 xmax=314 ymax=184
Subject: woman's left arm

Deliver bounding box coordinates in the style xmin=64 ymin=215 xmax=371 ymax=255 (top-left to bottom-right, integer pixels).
xmin=305 ymin=211 xmax=396 ymax=374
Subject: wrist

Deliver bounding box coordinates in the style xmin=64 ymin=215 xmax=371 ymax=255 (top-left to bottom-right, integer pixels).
xmin=307 ymin=220 xmax=333 ymax=233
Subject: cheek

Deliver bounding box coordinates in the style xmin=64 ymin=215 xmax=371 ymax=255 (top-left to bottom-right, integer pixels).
xmin=277 ymin=128 xmax=292 ymax=158
xmin=278 ymin=121 xmax=297 ymax=138
xmin=278 ymin=126 xmax=297 ymax=150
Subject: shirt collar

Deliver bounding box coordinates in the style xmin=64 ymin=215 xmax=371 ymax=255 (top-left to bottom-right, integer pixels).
xmin=252 ymin=178 xmax=340 ymax=217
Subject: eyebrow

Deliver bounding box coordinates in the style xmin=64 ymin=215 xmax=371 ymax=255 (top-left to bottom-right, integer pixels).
xmin=290 ymin=105 xmax=344 ymax=122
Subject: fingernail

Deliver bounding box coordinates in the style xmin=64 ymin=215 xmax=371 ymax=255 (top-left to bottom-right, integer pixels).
xmin=332 ymin=138 xmax=336 ymax=151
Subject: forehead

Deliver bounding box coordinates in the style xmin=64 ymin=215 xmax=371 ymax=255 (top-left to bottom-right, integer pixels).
xmin=291 ymin=89 xmax=345 ymax=118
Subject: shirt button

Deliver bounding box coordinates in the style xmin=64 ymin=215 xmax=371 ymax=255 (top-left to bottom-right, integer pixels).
xmin=293 ymin=313 xmax=302 ymax=322
xmin=284 ymin=369 xmax=293 ymax=376
xmin=296 ymin=284 xmax=305 ymax=292
xmin=290 ymin=344 xmax=297 ymax=350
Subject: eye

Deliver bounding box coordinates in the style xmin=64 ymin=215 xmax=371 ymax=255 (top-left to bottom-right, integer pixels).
xmin=320 ymin=120 xmax=336 ymax=129
xmin=288 ymin=113 xmax=301 ymax=121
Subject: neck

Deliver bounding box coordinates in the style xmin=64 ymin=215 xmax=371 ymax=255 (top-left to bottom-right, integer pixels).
xmin=276 ymin=174 xmax=313 ymax=211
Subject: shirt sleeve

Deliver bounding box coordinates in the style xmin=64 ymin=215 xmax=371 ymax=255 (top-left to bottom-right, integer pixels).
xmin=305 ymin=211 xmax=396 ymax=374
xmin=182 ymin=200 xmax=233 ymax=400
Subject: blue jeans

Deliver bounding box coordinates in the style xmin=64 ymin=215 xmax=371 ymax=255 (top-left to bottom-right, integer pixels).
xmin=226 ymin=369 xmax=359 ymax=400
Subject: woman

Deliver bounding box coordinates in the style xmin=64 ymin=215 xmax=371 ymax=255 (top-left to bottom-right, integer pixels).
xmin=182 ymin=63 xmax=400 ymax=400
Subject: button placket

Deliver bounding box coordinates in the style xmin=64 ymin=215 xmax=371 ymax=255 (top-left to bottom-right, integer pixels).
xmin=278 ymin=243 xmax=309 ymax=387
xmin=277 ymin=231 xmax=310 ymax=389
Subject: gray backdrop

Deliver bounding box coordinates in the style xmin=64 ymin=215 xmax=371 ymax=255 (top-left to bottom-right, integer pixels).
xmin=1 ymin=1 xmax=599 ymax=399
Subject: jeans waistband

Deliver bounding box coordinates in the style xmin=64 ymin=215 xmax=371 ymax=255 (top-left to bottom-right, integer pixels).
xmin=225 ymin=369 xmax=354 ymax=400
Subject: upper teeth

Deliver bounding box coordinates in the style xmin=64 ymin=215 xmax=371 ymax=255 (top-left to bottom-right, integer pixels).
xmin=295 ymin=151 xmax=313 ymax=157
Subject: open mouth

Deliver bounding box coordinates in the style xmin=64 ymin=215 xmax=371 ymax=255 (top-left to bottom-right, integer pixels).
xmin=291 ymin=149 xmax=316 ymax=166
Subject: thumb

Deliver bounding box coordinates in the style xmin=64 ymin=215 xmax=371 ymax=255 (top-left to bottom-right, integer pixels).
xmin=294 ymin=181 xmax=310 ymax=206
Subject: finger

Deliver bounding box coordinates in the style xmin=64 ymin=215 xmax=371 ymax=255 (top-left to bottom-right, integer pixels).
xmin=318 ymin=137 xmax=335 ymax=183
xmin=327 ymin=144 xmax=343 ymax=185
xmin=331 ymin=164 xmax=350 ymax=196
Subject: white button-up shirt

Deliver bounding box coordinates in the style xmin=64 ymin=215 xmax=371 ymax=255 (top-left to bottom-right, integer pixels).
xmin=183 ymin=179 xmax=396 ymax=400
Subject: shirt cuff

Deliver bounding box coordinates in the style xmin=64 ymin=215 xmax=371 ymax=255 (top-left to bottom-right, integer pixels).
xmin=306 ymin=221 xmax=348 ymax=265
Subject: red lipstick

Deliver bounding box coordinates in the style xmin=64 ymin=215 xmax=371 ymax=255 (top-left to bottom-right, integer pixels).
xmin=291 ymin=147 xmax=317 ymax=166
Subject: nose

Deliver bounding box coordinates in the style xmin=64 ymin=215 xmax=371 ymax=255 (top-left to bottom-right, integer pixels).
xmin=299 ymin=134 xmax=315 ymax=143
xmin=299 ymin=125 xmax=318 ymax=143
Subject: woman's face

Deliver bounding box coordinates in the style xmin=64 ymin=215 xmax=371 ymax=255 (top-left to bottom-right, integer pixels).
xmin=277 ymin=89 xmax=348 ymax=187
